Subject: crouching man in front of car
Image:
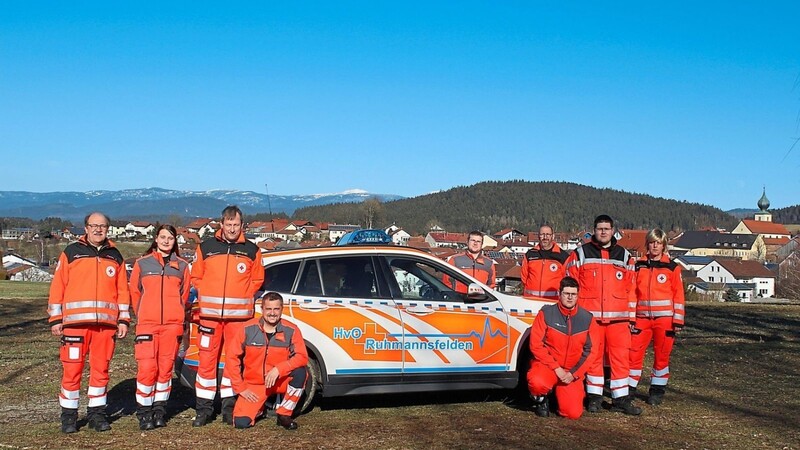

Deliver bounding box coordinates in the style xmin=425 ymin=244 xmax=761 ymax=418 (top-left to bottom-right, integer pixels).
xmin=527 ymin=277 xmax=598 ymax=419
xmin=225 ymin=292 xmax=308 ymax=430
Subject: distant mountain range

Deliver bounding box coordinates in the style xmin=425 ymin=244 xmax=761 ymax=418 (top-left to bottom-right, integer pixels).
xmin=0 ymin=188 xmax=404 ymax=221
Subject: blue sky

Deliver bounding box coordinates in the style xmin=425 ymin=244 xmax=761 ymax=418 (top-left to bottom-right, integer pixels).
xmin=2 ymin=2 xmax=799 ymax=211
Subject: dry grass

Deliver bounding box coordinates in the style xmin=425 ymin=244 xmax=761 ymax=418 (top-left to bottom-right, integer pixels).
xmin=0 ymin=291 xmax=798 ymax=449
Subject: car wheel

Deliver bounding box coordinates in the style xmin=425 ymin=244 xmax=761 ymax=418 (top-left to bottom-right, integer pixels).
xmin=298 ymin=357 xmax=321 ymax=414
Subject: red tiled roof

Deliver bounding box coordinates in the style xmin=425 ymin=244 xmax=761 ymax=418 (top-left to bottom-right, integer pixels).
xmin=429 ymin=232 xmax=468 ymax=243
xmin=763 ymin=237 xmax=790 ymax=246
xmin=618 ymin=229 xmax=649 ymax=255
xmin=740 ymin=220 xmax=790 ymax=235
xmin=714 ymin=258 xmax=775 ymax=278
xmin=185 ymin=218 xmax=212 ymax=229
xmin=131 ymin=221 xmax=153 ymax=227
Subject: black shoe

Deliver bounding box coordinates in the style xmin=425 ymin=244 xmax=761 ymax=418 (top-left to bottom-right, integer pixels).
xmin=138 ymin=414 xmax=155 ymax=431
xmin=153 ymin=413 xmax=166 ymax=428
xmin=532 ymin=396 xmax=550 ymax=417
xmin=221 ymin=397 xmax=235 ymax=425
xmin=192 ymin=413 xmax=211 ymax=427
xmin=586 ymin=394 xmax=603 ymax=413
xmin=629 ymin=386 xmax=637 ymax=399
xmin=88 ymin=413 xmax=111 ymax=432
xmin=277 ymin=414 xmax=298 ymax=430
xmin=611 ymin=395 xmax=642 ymax=416
xmin=60 ymin=408 xmax=78 ymax=434
xmin=647 ymin=387 xmax=665 ymax=406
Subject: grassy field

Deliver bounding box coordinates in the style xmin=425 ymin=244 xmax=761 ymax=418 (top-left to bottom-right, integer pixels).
xmin=0 ymin=285 xmax=798 ymax=450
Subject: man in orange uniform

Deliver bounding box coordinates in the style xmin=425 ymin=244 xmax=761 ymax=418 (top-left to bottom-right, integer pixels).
xmin=226 ymin=292 xmax=308 ymax=430
xmin=444 ymin=231 xmax=496 ymax=293
xmin=521 ymin=225 xmax=568 ymax=301
xmin=565 ymin=214 xmax=641 ymax=415
xmin=129 ymin=224 xmax=192 ymax=429
xmin=191 ymin=205 xmax=264 ymax=426
xmin=629 ymin=228 xmax=685 ymax=406
xmin=48 ymin=212 xmax=131 ymax=433
xmin=527 ymin=277 xmax=598 ymax=419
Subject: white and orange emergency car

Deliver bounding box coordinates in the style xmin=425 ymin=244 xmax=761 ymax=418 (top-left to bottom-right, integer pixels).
xmin=177 ymin=230 xmax=549 ymax=412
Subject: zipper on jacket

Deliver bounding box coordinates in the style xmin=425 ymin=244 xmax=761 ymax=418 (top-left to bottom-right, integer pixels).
xmin=160 ymin=261 xmax=166 ymax=325
xmin=562 ymin=312 xmax=572 ymax=368
xmin=222 ymin=244 xmax=231 ymax=319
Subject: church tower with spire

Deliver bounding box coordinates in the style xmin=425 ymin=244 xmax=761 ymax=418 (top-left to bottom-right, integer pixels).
xmin=754 ymin=187 xmax=772 ymax=222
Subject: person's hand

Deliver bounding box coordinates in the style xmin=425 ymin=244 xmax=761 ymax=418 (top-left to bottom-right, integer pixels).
xmin=240 ymin=388 xmax=259 ymax=403
xmin=554 ymin=367 xmax=574 ymax=384
xmin=673 ymin=325 xmax=683 ymax=334
xmin=117 ymin=323 xmax=128 ymax=339
xmin=51 ymin=324 xmax=63 ymax=336
xmin=265 ymin=367 xmax=280 ymax=388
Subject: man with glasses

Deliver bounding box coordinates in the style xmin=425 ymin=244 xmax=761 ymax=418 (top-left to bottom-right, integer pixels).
xmin=565 ymin=215 xmax=640 ymax=415
xmin=190 ymin=205 xmax=264 ymax=426
xmin=48 ymin=212 xmax=131 ymax=433
xmin=443 ymin=230 xmax=496 ymax=293
xmin=521 ymin=225 xmax=568 ymax=301
xmin=527 ymin=277 xmax=597 ymax=419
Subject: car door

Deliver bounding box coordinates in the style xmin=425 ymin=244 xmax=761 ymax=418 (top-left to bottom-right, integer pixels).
xmin=282 ymin=255 xmax=405 ymax=378
xmin=381 ymin=254 xmax=511 ymax=376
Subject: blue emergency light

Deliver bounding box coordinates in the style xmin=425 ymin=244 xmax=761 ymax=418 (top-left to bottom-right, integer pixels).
xmin=335 ymin=229 xmax=393 ymax=246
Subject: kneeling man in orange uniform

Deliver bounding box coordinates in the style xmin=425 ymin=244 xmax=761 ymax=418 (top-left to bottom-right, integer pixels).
xmin=527 ymin=277 xmax=598 ymax=419
xmin=226 ymin=292 xmax=308 ymax=430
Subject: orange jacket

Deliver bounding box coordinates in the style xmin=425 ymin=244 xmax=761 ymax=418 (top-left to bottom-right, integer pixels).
xmin=48 ymin=236 xmax=131 ymax=328
xmin=634 ymin=255 xmax=685 ymax=326
xmin=191 ymin=229 xmax=264 ymax=321
xmin=520 ymin=244 xmax=567 ymax=300
xmin=529 ymin=302 xmax=597 ymax=379
xmin=564 ymin=237 xmax=636 ymax=323
xmin=443 ymin=252 xmax=496 ymax=292
xmin=129 ymin=252 xmax=191 ymax=326
xmin=225 ymin=317 xmax=308 ymax=393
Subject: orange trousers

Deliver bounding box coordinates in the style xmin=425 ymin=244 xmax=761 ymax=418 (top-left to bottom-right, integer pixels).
xmin=59 ymin=325 xmax=116 ymax=410
xmin=134 ymin=324 xmax=182 ymax=407
xmin=527 ymin=361 xmax=585 ymax=419
xmin=232 ymin=366 xmax=307 ymax=427
xmin=194 ymin=319 xmax=244 ymax=404
xmin=585 ymin=321 xmax=631 ymax=399
xmin=629 ymin=317 xmax=675 ymax=389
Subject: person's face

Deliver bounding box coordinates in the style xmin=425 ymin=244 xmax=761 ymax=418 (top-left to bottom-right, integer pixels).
xmin=261 ymin=298 xmax=283 ymax=326
xmin=84 ymin=213 xmax=109 ymax=246
xmin=467 ymin=235 xmax=483 ymax=254
xmin=155 ymin=229 xmax=176 ymax=255
xmin=647 ymin=240 xmax=665 ymax=258
xmin=594 ymin=222 xmax=614 ymax=245
xmin=559 ymin=286 xmax=579 ymax=309
xmin=222 ymin=214 xmax=242 ymax=241
xmin=538 ymin=226 xmax=554 ymax=249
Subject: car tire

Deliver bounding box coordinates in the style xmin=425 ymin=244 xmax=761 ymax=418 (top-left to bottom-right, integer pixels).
xmin=298 ymin=357 xmax=321 ymax=414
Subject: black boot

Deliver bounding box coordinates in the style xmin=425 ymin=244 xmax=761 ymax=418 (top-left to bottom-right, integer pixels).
xmin=277 ymin=414 xmax=298 ymax=430
xmin=87 ymin=406 xmax=111 ymax=432
xmin=152 ymin=401 xmax=167 ymax=428
xmin=611 ymin=395 xmax=642 ymax=416
xmin=531 ymin=395 xmax=550 ymax=417
xmin=221 ymin=396 xmax=236 ymax=425
xmin=137 ymin=409 xmax=155 ymax=431
xmin=60 ymin=408 xmax=78 ymax=434
xmin=647 ymin=386 xmax=666 ymax=406
xmin=192 ymin=398 xmax=213 ymax=427
xmin=585 ymin=394 xmax=603 ymax=413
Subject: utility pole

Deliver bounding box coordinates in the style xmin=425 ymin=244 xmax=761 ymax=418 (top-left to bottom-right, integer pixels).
xmin=264 ymin=184 xmax=273 ymax=216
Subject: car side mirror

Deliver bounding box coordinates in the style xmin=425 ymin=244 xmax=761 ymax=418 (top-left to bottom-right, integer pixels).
xmin=466 ymin=283 xmax=488 ymax=302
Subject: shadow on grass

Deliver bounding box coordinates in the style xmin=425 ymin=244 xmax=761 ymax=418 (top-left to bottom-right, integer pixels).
xmin=106 ymin=377 xmax=196 ymax=422
xmin=0 ymin=300 xmax=50 ymax=336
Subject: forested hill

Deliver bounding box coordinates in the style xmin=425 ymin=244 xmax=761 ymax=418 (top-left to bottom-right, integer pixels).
xmin=294 ymin=181 xmax=738 ymax=235
xmin=773 ymin=204 xmax=800 ymax=224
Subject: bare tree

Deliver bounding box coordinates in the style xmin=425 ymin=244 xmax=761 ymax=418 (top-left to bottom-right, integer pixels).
xmin=362 ymin=198 xmax=383 ymax=229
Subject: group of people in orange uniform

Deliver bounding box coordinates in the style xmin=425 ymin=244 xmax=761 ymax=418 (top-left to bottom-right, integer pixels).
xmin=446 ymin=215 xmax=685 ymax=420
xmin=47 ymin=206 xmax=306 ymax=433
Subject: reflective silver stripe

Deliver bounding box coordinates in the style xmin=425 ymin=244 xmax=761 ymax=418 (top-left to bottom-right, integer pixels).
xmin=200 ymin=307 xmax=252 ymax=318
xmin=195 ymin=375 xmax=216 ymax=388
xmin=628 ymin=302 xmax=638 ymax=308
xmin=589 ymin=311 xmax=630 ymax=319
xmin=221 ymin=309 xmax=252 ymax=317
xmin=137 ymin=382 xmax=154 ymax=394
xmin=673 ymin=313 xmax=685 ymax=321
xmin=653 ymin=367 xmax=669 ymax=377
xmin=200 ymin=308 xmax=224 ymax=316
xmin=65 ymin=301 xmax=118 ymax=311
xmin=674 ymin=304 xmax=685 ymax=310
xmin=641 ymin=311 xmax=674 ymax=318
xmin=118 ymin=304 xmax=130 ymax=311
xmin=199 ymin=295 xmax=251 ymax=305
xmin=637 ymin=299 xmax=673 ymax=307
xmin=610 ymin=378 xmax=628 ymax=389
xmin=629 ymin=369 xmax=642 ymax=376
xmin=63 ymin=313 xmax=116 ymax=323
xmin=651 ymin=377 xmax=668 ymax=386
xmin=119 ymin=311 xmax=131 ymax=320
xmin=48 ymin=305 xmax=62 ymax=316
xmin=585 ymin=375 xmax=604 ymax=385
xmin=524 ymin=289 xmax=558 ymax=297
xmin=586 ymin=385 xmax=603 ymax=395
xmin=628 ymin=377 xmax=640 ymax=388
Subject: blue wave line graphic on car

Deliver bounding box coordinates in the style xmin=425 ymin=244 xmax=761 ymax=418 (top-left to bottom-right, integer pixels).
xmin=387 ymin=317 xmax=507 ymax=347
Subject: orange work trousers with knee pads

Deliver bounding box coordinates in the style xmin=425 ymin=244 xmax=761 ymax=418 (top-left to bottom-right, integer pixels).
xmin=134 ymin=323 xmax=183 ymax=407
xmin=195 ymin=319 xmax=245 ymax=402
xmin=58 ymin=325 xmax=117 ymax=410
xmin=629 ymin=316 xmax=675 ymax=389
xmin=233 ymin=366 xmax=307 ymax=427
xmin=527 ymin=361 xmax=585 ymax=419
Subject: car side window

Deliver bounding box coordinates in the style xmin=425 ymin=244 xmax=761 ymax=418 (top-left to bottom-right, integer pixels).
xmin=386 ymin=256 xmax=463 ymax=302
xmin=318 ymin=256 xmax=378 ymax=298
xmin=296 ymin=260 xmax=323 ymax=296
xmin=262 ymin=261 xmax=300 ymax=294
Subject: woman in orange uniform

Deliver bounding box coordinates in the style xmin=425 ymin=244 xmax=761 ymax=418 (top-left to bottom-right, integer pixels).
xmin=129 ymin=225 xmax=191 ymax=430
xmin=629 ymin=228 xmax=685 ymax=406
